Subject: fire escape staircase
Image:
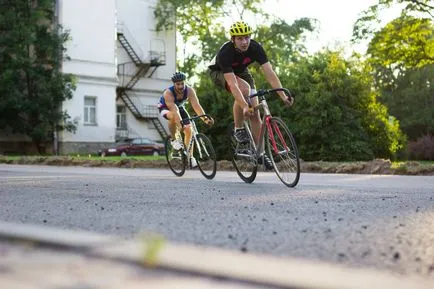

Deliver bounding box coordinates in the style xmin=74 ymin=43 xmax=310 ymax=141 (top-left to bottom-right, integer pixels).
xmin=116 ymin=23 xmax=167 ymax=140
xmin=117 ymin=89 xmax=168 ymax=140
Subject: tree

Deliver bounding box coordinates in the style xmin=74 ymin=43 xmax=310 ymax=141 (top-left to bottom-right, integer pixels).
xmin=381 ymin=64 xmax=434 ymax=140
xmin=154 ymin=0 xmax=316 ymax=76
xmin=0 ymin=0 xmax=76 ymax=153
xmin=352 ymin=0 xmax=434 ymax=41
xmin=155 ymin=0 xmax=268 ymax=76
xmin=365 ymin=15 xmax=433 ymax=141
xmin=353 ymin=2 xmax=433 ymax=149
xmin=368 ymin=15 xmax=434 ymax=74
xmin=279 ymin=50 xmax=406 ymax=161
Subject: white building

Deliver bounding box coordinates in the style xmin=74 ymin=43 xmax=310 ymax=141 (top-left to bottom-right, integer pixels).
xmin=0 ymin=0 xmax=174 ymax=155
xmin=58 ymin=0 xmax=175 ymax=154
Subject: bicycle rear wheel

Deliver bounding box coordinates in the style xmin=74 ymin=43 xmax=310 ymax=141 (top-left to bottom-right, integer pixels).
xmin=265 ymin=117 xmax=300 ymax=187
xmin=194 ymin=133 xmax=217 ymax=179
xmin=228 ymin=123 xmax=257 ymax=183
xmin=165 ymin=137 xmax=187 ymax=177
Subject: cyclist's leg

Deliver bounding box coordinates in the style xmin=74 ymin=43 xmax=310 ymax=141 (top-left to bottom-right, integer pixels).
xmin=232 ymin=76 xmax=250 ymax=130
xmin=163 ymin=110 xmax=181 ymax=140
xmin=179 ymin=107 xmax=191 ymax=147
xmin=237 ymin=70 xmax=262 ymax=146
xmin=249 ymin=96 xmax=261 ymax=146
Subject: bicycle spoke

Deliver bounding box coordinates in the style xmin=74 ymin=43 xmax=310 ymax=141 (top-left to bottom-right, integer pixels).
xmin=165 ymin=137 xmax=186 ymax=177
xmin=266 ymin=117 xmax=300 ymax=187
xmin=228 ymin=123 xmax=257 ymax=183
xmin=194 ymin=133 xmax=217 ymax=179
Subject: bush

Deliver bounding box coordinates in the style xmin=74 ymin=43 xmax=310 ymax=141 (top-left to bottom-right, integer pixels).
xmin=408 ymin=134 xmax=434 ymax=160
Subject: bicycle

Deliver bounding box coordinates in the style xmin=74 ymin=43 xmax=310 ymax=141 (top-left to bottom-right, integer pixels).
xmin=228 ymin=88 xmax=300 ymax=187
xmin=165 ymin=113 xmax=217 ymax=179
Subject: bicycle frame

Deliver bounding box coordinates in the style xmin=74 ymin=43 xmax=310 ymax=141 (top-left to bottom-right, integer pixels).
xmin=231 ymin=87 xmax=300 ymax=186
xmin=178 ymin=113 xmax=212 ymax=166
xmin=242 ymin=89 xmax=290 ymax=160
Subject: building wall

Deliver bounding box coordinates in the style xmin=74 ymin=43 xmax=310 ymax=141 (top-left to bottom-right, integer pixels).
xmin=60 ymin=0 xmax=117 ymax=78
xmin=61 ymin=79 xmax=117 ymax=142
xmin=59 ymin=0 xmax=118 ymax=147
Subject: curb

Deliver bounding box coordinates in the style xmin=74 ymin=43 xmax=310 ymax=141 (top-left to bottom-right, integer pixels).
xmin=0 ymin=221 xmax=432 ymax=289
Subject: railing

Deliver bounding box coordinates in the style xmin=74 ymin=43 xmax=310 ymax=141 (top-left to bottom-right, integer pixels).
xmin=117 ymin=21 xmax=144 ymax=60
xmin=123 ymin=90 xmax=159 ymax=118
xmin=148 ymin=50 xmax=166 ymax=66
xmin=142 ymin=105 xmax=159 ymax=118
xmin=117 ymin=62 xmax=138 ymax=77
xmin=115 ymin=126 xmax=141 ymax=141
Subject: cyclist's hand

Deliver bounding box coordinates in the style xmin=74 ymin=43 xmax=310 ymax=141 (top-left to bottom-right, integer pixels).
xmin=243 ymin=106 xmax=254 ymax=119
xmin=204 ymin=116 xmax=214 ymax=126
xmin=283 ymin=96 xmax=294 ymax=106
xmin=282 ymin=92 xmax=294 ymax=106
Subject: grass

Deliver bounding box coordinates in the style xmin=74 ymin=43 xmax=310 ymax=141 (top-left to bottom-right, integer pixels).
xmin=0 ymin=155 xmax=433 ymax=175
xmin=391 ymin=160 xmax=434 ymax=169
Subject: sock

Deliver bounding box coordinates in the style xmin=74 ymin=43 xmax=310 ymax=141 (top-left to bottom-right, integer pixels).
xmin=235 ymin=127 xmax=244 ymax=131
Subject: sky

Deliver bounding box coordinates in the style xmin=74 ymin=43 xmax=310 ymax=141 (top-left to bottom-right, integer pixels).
xmin=227 ymin=0 xmax=404 ymax=55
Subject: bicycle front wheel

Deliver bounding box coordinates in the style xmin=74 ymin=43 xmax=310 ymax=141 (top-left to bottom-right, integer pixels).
xmin=194 ymin=133 xmax=217 ymax=179
xmin=266 ymin=117 xmax=300 ymax=187
xmin=228 ymin=123 xmax=257 ymax=183
xmin=165 ymin=137 xmax=187 ymax=177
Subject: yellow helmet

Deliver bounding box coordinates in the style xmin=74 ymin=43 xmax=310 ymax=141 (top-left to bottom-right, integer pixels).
xmin=229 ymin=21 xmax=253 ymax=37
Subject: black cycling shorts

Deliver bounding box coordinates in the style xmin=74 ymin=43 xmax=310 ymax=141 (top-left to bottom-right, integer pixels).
xmin=208 ymin=68 xmax=256 ymax=91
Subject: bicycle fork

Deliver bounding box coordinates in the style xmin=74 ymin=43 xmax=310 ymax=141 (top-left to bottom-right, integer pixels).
xmin=265 ymin=117 xmax=290 ymax=156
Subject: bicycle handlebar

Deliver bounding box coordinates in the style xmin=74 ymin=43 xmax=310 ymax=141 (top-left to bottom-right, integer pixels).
xmin=180 ymin=114 xmax=213 ymax=125
xmin=248 ymin=88 xmax=292 ymax=99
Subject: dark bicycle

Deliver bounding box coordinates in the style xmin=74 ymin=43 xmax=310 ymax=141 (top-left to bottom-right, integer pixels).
xmin=228 ymin=88 xmax=300 ymax=187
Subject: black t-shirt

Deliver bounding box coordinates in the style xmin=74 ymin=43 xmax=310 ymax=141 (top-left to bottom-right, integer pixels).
xmin=209 ymin=39 xmax=268 ymax=74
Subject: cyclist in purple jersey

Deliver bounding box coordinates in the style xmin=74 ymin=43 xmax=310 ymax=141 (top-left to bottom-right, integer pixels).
xmin=158 ymin=72 xmax=214 ymax=166
xmin=208 ymin=21 xmax=293 ymax=170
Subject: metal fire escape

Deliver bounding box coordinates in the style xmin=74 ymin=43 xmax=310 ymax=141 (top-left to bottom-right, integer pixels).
xmin=116 ymin=22 xmax=168 ymax=140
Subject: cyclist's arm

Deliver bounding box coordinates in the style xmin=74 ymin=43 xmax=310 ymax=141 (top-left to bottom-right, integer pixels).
xmin=261 ymin=62 xmax=293 ymax=104
xmin=223 ymin=72 xmax=249 ymax=110
xmin=163 ymin=89 xmax=182 ymax=124
xmin=187 ymin=87 xmax=213 ymax=124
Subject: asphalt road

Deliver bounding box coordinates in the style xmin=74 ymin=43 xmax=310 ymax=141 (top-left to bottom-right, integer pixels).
xmin=1 ymin=164 xmax=433 ymax=280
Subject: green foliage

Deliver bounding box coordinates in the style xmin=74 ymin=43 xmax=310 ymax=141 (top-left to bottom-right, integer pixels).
xmin=352 ymin=0 xmax=434 ymax=41
xmin=154 ymin=0 xmax=250 ymax=70
xmin=354 ymin=4 xmax=433 ymax=158
xmin=365 ymin=15 xmax=433 ymax=143
xmin=368 ymin=15 xmax=434 ymax=71
xmin=381 ymin=64 xmax=434 ymax=140
xmin=0 ymin=0 xmax=76 ymax=153
xmin=154 ymin=0 xmax=316 ymax=75
xmin=278 ymin=51 xmax=406 ymax=161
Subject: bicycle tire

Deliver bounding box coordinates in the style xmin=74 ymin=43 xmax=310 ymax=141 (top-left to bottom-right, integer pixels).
xmin=227 ymin=123 xmax=257 ymax=183
xmin=194 ymin=133 xmax=217 ymax=179
xmin=165 ymin=137 xmax=187 ymax=177
xmin=265 ymin=117 xmax=300 ymax=187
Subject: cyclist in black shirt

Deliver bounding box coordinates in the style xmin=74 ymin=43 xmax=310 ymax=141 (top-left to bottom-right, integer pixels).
xmin=208 ymin=21 xmax=293 ymax=170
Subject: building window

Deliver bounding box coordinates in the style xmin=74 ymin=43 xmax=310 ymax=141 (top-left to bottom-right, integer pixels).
xmin=117 ymin=105 xmax=127 ymax=129
xmin=84 ymin=96 xmax=97 ymax=125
